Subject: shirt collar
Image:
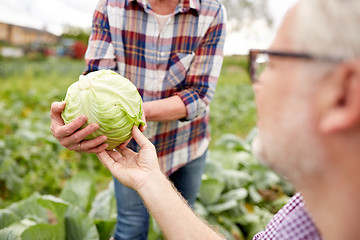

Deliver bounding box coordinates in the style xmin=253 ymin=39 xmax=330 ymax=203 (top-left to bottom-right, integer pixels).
xmin=126 ymin=0 xmax=200 ymax=14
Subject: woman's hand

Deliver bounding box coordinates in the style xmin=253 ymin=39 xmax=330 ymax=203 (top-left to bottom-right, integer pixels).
xmin=50 ymin=101 xmax=108 ymax=153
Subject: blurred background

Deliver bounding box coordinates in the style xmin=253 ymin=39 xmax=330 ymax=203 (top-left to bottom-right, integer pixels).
xmin=0 ymin=0 xmax=297 ymax=239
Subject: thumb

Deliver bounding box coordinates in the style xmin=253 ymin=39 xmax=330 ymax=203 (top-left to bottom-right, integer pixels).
xmin=96 ymin=151 xmax=115 ymax=171
xmin=132 ymin=125 xmax=152 ymax=148
xmin=50 ymin=101 xmax=67 ymax=127
xmin=51 ymin=101 xmax=66 ymax=114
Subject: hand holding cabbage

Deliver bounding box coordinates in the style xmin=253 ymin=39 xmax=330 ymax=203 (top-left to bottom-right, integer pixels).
xmin=61 ymin=70 xmax=145 ymax=150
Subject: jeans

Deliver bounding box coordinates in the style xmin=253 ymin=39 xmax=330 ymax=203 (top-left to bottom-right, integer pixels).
xmin=113 ymin=150 xmax=207 ymax=240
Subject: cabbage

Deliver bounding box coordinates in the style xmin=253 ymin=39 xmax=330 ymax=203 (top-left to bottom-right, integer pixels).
xmin=61 ymin=69 xmax=145 ymax=150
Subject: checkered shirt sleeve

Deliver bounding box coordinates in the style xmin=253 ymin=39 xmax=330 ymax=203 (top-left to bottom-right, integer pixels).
xmin=253 ymin=193 xmax=321 ymax=240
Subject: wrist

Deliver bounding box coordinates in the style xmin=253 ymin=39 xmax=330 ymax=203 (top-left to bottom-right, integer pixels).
xmin=137 ymin=169 xmax=171 ymax=199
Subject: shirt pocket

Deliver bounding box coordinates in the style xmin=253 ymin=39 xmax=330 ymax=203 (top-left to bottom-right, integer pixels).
xmin=164 ymin=52 xmax=195 ymax=89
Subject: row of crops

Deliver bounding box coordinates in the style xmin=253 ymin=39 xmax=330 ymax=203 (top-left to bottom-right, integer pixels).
xmin=0 ymin=57 xmax=293 ymax=240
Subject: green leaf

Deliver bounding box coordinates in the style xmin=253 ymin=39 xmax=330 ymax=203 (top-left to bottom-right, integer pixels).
xmin=207 ymin=216 xmax=235 ymax=240
xmin=244 ymin=207 xmax=274 ymax=240
xmin=37 ymin=195 xmax=70 ymax=219
xmin=89 ymin=182 xmax=116 ymax=240
xmin=0 ymin=209 xmax=21 ymax=229
xmin=209 ymin=151 xmax=251 ymax=170
xmin=248 ymin=186 xmax=263 ymax=203
xmin=0 ymin=222 xmax=30 ymax=239
xmin=215 ymin=133 xmax=250 ymax=152
xmin=237 ymin=213 xmax=260 ymax=226
xmin=270 ymin=195 xmax=291 ymax=212
xmin=198 ymin=179 xmax=225 ymax=205
xmin=60 ymin=172 xmax=96 ymax=212
xmin=65 ymin=205 xmax=99 ymax=240
xmin=206 ymin=200 xmax=238 ymax=214
xmin=218 ymin=216 xmax=245 ymax=240
xmin=7 ymin=193 xmax=47 ymax=222
xmin=245 ymin=127 xmax=258 ymax=144
xmin=0 ymin=228 xmax=21 ymax=240
xmin=202 ymin=160 xmax=224 ymax=181
xmin=222 ymin=169 xmax=252 ymax=190
xmin=253 ymin=206 xmax=274 ymax=229
xmin=21 ymin=221 xmax=65 ymax=240
xmin=223 ymin=201 xmax=248 ymax=218
xmin=0 ymin=158 xmax=24 ymax=195
xmin=148 ymin=217 xmax=163 ymax=240
xmin=246 ymin=222 xmax=266 ymax=240
xmin=94 ymin=220 xmax=116 ymax=240
xmin=89 ymin=181 xmax=116 ymax=221
xmin=194 ymin=202 xmax=209 ymax=218
xmin=219 ymin=188 xmax=248 ymax=202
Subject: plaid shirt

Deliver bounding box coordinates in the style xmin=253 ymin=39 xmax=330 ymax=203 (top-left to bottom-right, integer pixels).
xmin=253 ymin=193 xmax=321 ymax=240
xmin=85 ymin=0 xmax=226 ymax=174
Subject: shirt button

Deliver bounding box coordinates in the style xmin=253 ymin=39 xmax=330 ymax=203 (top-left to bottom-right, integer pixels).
xmin=160 ymin=52 xmax=166 ymax=57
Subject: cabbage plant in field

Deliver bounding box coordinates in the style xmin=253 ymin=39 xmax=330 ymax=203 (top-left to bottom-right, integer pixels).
xmin=0 ymin=173 xmax=117 ymax=240
xmin=62 ymin=70 xmax=145 ymax=150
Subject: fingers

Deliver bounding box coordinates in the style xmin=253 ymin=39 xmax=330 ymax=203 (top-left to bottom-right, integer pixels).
xmin=58 ymin=122 xmax=100 ymax=146
xmin=54 ymin=115 xmax=89 ymax=139
xmin=84 ymin=142 xmax=109 ymax=153
xmin=50 ymin=101 xmax=66 ymax=120
xmin=96 ymin=151 xmax=115 ymax=170
xmin=51 ymin=101 xmax=88 ymax=140
xmin=50 ymin=102 xmax=67 ymax=130
xmin=118 ymin=137 xmax=132 ymax=150
xmin=139 ymin=123 xmax=147 ymax=132
xmin=51 ymin=101 xmax=108 ymax=153
xmin=116 ymin=145 xmax=135 ymax=158
xmin=140 ymin=112 xmax=147 ymax=132
xmin=131 ymin=125 xmax=152 ymax=148
xmin=107 ymin=149 xmax=122 ymax=161
xmin=67 ymin=134 xmax=107 ymax=151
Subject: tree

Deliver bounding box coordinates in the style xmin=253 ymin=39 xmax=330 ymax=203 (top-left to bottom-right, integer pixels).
xmin=221 ymin=0 xmax=273 ymax=31
xmin=61 ymin=25 xmax=91 ymax=44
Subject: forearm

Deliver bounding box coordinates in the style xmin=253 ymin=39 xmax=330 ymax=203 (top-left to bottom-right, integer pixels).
xmin=138 ymin=172 xmax=223 ymax=240
xmin=143 ymin=96 xmax=187 ymax=121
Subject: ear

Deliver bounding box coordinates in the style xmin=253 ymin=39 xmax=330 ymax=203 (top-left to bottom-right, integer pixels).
xmin=319 ymin=60 xmax=360 ymax=133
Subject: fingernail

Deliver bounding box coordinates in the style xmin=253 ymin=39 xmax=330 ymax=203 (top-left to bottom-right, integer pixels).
xmin=80 ymin=115 xmax=87 ymax=122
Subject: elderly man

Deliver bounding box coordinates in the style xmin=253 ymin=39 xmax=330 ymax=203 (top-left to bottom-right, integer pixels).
xmin=96 ymin=0 xmax=360 ymax=239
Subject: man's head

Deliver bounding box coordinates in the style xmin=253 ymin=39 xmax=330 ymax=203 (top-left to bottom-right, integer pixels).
xmin=251 ymin=0 xmax=360 ymax=187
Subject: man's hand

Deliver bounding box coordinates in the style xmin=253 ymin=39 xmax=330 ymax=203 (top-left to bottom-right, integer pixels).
xmin=50 ymin=101 xmax=108 ymax=153
xmin=97 ymin=126 xmax=223 ymax=240
xmin=96 ymin=126 xmax=160 ymax=191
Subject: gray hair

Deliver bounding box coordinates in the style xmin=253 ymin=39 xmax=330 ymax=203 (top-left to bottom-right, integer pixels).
xmin=294 ymin=0 xmax=360 ymax=60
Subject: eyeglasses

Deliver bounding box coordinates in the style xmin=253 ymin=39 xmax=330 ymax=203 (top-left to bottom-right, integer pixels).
xmin=248 ymin=49 xmax=342 ymax=83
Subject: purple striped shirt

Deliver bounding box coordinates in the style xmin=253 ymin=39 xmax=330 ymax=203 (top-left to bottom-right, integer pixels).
xmin=85 ymin=0 xmax=226 ymax=174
